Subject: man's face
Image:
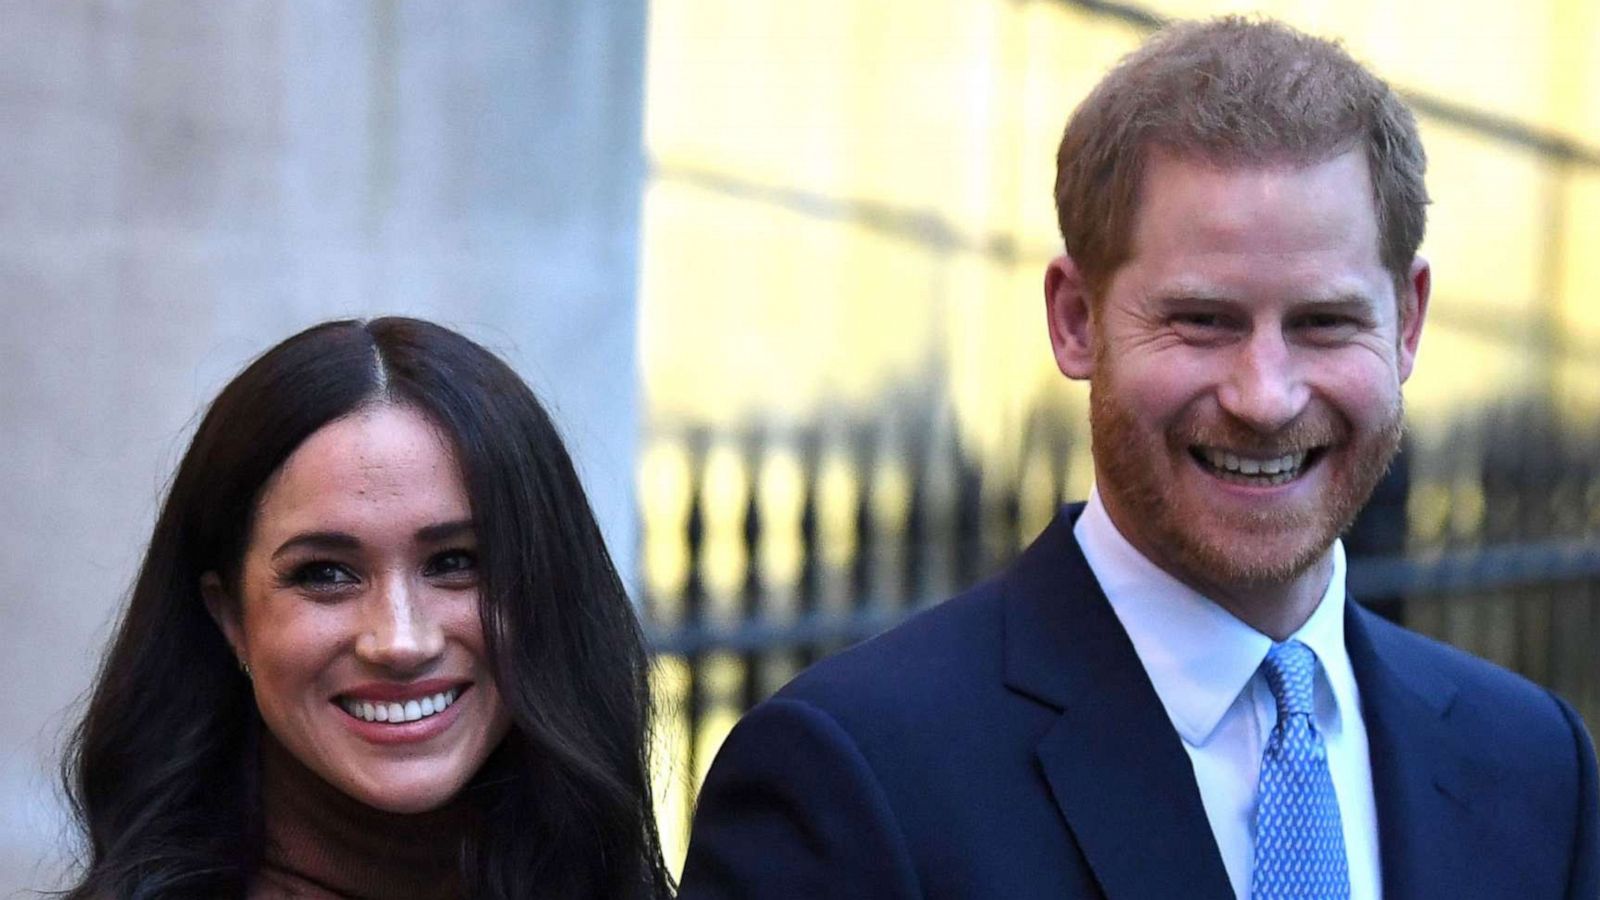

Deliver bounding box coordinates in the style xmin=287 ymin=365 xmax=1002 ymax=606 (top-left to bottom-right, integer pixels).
xmin=1050 ymin=149 xmax=1427 ymax=604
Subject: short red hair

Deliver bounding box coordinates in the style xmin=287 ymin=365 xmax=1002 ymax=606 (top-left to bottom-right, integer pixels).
xmin=1055 ymin=16 xmax=1428 ymax=298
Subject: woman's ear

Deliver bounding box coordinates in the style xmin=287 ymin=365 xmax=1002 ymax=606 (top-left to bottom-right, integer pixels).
xmin=201 ymin=572 xmax=245 ymax=661
xmin=1045 ymin=254 xmax=1096 ymax=380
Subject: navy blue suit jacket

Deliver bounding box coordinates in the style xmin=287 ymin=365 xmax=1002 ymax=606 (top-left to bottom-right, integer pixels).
xmin=679 ymin=506 xmax=1600 ymax=898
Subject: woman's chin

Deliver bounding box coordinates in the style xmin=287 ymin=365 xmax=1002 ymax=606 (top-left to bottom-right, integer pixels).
xmin=334 ymin=763 xmax=474 ymax=815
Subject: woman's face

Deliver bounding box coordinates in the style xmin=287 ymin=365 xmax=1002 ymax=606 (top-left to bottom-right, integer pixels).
xmin=206 ymin=403 xmax=511 ymax=814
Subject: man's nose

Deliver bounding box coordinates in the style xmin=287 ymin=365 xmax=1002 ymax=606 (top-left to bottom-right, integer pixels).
xmin=356 ymin=574 xmax=446 ymax=671
xmin=1216 ymin=329 xmax=1310 ymax=433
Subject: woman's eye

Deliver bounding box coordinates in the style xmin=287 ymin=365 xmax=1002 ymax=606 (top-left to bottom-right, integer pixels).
xmin=425 ymin=549 xmax=478 ymax=580
xmin=288 ymin=561 xmax=358 ymax=590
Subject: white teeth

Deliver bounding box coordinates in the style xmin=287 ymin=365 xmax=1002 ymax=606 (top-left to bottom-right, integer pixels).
xmin=339 ymin=688 xmax=461 ymax=724
xmin=1200 ymin=448 xmax=1308 ymax=482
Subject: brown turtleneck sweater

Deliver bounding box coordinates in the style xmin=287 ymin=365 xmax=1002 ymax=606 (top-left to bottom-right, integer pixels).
xmin=250 ymin=733 xmax=473 ymax=900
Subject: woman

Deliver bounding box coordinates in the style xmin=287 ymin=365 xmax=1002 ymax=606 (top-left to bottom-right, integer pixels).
xmin=62 ymin=318 xmax=673 ymax=899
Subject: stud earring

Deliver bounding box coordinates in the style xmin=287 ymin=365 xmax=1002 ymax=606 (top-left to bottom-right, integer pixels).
xmin=238 ymin=658 xmax=252 ymax=678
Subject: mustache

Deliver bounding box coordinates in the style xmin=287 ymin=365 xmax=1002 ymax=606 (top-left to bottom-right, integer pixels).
xmin=1173 ymin=411 xmax=1347 ymax=456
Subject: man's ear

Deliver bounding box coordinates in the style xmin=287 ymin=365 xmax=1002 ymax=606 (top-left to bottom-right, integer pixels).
xmin=201 ymin=572 xmax=245 ymax=661
xmin=1398 ymin=256 xmax=1431 ymax=384
xmin=1045 ymin=254 xmax=1095 ymax=380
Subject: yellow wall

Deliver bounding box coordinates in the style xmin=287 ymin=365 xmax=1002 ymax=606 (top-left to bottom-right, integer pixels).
xmin=642 ymin=0 xmax=1600 ymax=443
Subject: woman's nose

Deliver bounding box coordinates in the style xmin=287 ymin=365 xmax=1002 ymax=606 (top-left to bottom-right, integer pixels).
xmin=355 ymin=574 xmax=446 ymax=671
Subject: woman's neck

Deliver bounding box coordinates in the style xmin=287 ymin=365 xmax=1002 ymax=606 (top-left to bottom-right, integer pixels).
xmin=252 ymin=731 xmax=473 ymax=899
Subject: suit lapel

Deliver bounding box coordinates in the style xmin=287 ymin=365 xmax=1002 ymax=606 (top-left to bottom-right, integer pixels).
xmin=1345 ymin=604 xmax=1472 ymax=898
xmin=1004 ymin=509 xmax=1234 ymax=900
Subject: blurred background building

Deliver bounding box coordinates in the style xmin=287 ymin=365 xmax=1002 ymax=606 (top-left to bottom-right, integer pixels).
xmin=2 ymin=0 xmax=1597 ymax=892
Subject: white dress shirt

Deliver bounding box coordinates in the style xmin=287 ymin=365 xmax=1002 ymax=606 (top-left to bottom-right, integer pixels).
xmin=1073 ymin=488 xmax=1382 ymax=900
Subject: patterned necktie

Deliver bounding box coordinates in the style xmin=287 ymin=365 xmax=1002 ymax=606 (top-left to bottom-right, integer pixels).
xmin=1251 ymin=640 xmax=1350 ymax=899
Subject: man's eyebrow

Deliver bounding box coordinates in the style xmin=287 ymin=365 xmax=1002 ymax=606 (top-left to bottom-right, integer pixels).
xmin=272 ymin=531 xmax=361 ymax=561
xmin=1149 ymin=291 xmax=1378 ymax=307
xmin=1295 ymin=292 xmax=1375 ymax=306
xmin=1289 ymin=294 xmax=1386 ymax=318
xmin=1147 ymin=287 xmax=1236 ymax=305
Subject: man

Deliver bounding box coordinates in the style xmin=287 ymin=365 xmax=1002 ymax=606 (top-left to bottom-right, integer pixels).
xmin=678 ymin=17 xmax=1599 ymax=899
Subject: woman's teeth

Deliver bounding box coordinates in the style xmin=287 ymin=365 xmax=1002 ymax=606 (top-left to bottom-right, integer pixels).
xmin=1199 ymin=448 xmax=1309 ymax=485
xmin=339 ymin=688 xmax=459 ymax=724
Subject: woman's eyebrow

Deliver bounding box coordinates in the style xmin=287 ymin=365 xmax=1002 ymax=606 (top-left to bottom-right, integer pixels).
xmin=271 ymin=531 xmax=360 ymax=560
xmin=416 ymin=519 xmax=475 ymax=543
xmin=269 ymin=520 xmax=475 ymax=559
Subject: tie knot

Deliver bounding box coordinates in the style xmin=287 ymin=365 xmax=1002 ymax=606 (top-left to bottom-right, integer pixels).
xmin=1262 ymin=640 xmax=1317 ymax=720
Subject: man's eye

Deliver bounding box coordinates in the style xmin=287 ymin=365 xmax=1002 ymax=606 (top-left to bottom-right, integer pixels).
xmin=425 ymin=550 xmax=478 ymax=579
xmin=1295 ymin=314 xmax=1361 ymax=338
xmin=1169 ymin=312 xmax=1236 ymax=339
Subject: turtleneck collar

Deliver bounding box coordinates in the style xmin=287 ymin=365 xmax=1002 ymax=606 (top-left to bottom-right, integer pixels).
xmin=251 ymin=730 xmax=474 ymax=900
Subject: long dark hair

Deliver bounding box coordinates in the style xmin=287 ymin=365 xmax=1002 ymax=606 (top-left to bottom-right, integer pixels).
xmin=62 ymin=317 xmax=673 ymax=899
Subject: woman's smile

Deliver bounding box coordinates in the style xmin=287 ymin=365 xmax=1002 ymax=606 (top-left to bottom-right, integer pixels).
xmin=337 ymin=682 xmax=465 ymax=725
xmin=334 ymin=683 xmax=477 ymax=746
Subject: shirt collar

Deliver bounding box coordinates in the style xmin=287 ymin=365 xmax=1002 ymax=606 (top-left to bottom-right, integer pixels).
xmin=1292 ymin=541 xmax=1357 ymax=740
xmin=1073 ymin=487 xmax=1353 ymax=746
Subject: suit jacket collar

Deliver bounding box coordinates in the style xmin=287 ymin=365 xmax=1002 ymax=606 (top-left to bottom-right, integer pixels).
xmin=1345 ymin=603 xmax=1472 ymax=898
xmin=1003 ymin=505 xmax=1234 ymax=899
xmin=1003 ymin=505 xmax=1480 ymax=899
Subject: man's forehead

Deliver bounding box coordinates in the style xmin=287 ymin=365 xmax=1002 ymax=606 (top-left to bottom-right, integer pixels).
xmin=1134 ymin=144 xmax=1375 ymax=205
xmin=1127 ymin=149 xmax=1383 ymax=258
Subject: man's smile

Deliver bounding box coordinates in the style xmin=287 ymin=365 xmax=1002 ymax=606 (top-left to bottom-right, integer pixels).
xmin=1189 ymin=445 xmax=1327 ymax=487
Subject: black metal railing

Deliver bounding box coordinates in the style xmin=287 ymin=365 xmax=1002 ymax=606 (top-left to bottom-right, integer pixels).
xmin=643 ymin=403 xmax=1600 ymax=815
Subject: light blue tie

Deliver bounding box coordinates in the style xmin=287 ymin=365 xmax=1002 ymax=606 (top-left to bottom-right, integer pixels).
xmin=1251 ymin=640 xmax=1350 ymax=899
